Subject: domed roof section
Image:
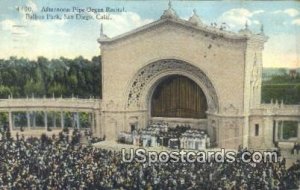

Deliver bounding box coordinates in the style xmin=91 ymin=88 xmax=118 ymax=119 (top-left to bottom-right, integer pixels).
xmin=188 ymin=9 xmax=202 ymax=26
xmin=160 ymin=0 xmax=178 ymax=20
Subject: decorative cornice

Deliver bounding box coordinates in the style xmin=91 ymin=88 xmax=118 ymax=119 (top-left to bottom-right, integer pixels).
xmin=98 ymin=17 xmax=266 ymax=46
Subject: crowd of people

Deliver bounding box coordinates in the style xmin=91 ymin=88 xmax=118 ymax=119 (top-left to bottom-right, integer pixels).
xmin=0 ymin=128 xmax=299 ymax=189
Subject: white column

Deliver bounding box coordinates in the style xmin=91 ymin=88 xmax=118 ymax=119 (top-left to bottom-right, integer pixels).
xmin=33 ymin=112 xmax=36 ymax=128
xmin=280 ymin=121 xmax=283 ymax=140
xmin=60 ymin=112 xmax=64 ymax=129
xmin=12 ymin=114 xmax=15 ymax=130
xmin=72 ymin=113 xmax=75 ymax=128
xmin=76 ymin=112 xmax=80 ymax=129
xmin=274 ymin=120 xmax=278 ymax=142
xmin=298 ymin=121 xmax=300 ymax=141
xmin=8 ymin=111 xmax=13 ymax=131
xmin=53 ymin=112 xmax=56 ymax=128
xmin=95 ymin=110 xmax=100 ymax=137
xmin=91 ymin=112 xmax=95 ymax=135
xmin=243 ymin=116 xmax=249 ymax=148
xmin=262 ymin=117 xmax=273 ymax=148
xmin=88 ymin=112 xmax=91 ymax=126
xmin=26 ymin=111 xmax=30 ymax=130
xmin=44 ymin=111 xmax=48 ymax=131
xmin=90 ymin=112 xmax=94 ymax=128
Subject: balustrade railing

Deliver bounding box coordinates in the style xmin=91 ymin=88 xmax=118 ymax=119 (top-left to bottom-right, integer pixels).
xmin=0 ymin=97 xmax=101 ymax=110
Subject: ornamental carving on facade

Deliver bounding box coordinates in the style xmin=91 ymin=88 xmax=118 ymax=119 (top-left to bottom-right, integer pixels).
xmin=127 ymin=59 xmax=219 ymax=112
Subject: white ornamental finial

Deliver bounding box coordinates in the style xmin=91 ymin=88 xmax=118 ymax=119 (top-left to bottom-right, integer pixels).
xmin=260 ymin=24 xmax=264 ymax=34
xmin=189 ymin=8 xmax=202 ymax=26
xmin=258 ymin=23 xmax=268 ymax=41
xmin=98 ymin=23 xmax=109 ymax=41
xmin=100 ymin=23 xmax=103 ymax=35
xmin=193 ymin=9 xmax=197 ymax=15
xmin=160 ymin=0 xmax=178 ymax=19
xmin=168 ymin=0 xmax=172 ymax=9
xmin=239 ymin=20 xmax=252 ymax=35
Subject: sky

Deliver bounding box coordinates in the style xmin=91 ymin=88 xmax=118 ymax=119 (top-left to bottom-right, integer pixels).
xmin=0 ymin=0 xmax=299 ymax=68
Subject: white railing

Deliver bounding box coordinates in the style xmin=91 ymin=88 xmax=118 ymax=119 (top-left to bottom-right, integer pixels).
xmin=0 ymin=97 xmax=101 ymax=111
xmin=251 ymin=103 xmax=300 ymax=116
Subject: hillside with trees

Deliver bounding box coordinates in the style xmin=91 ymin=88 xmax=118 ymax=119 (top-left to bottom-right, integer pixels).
xmin=0 ymin=56 xmax=101 ymax=99
xmin=262 ymin=68 xmax=300 ymax=104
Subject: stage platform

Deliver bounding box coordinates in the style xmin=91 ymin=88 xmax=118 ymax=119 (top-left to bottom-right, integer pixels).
xmin=93 ymin=140 xmax=234 ymax=153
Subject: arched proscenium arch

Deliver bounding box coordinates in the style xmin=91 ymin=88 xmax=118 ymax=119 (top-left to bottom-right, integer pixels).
xmin=148 ymin=74 xmax=208 ymax=119
xmin=126 ymin=59 xmax=219 ymax=113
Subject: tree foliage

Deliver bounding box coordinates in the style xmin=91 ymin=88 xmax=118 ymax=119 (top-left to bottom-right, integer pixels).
xmin=262 ymin=71 xmax=300 ymax=104
xmin=0 ymin=56 xmax=101 ymax=99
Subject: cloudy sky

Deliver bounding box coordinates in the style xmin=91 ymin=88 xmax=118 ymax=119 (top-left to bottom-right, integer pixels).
xmin=0 ymin=0 xmax=299 ymax=68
